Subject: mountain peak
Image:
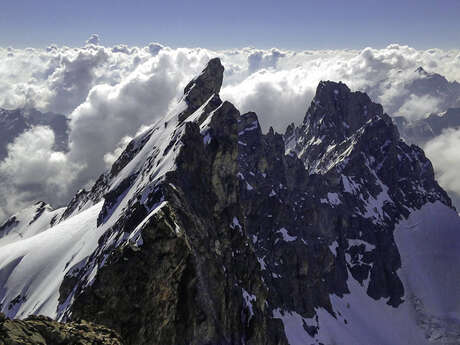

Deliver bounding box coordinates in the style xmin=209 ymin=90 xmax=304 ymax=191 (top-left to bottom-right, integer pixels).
xmin=304 ymin=80 xmax=384 ymax=141
xmin=316 ymin=80 xmax=351 ymax=97
xmin=415 ymin=66 xmax=428 ymax=75
xmin=183 ymin=58 xmax=224 ymax=109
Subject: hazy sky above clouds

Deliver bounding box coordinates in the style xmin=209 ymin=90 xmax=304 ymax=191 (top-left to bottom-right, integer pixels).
xmin=2 ymin=0 xmax=460 ymax=49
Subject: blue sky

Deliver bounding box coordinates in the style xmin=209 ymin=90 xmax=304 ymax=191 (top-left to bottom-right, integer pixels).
xmin=1 ymin=0 xmax=459 ymax=49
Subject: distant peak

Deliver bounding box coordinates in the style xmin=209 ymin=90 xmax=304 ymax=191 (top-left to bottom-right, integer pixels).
xmin=415 ymin=66 xmax=428 ymax=75
xmin=34 ymin=201 xmax=48 ymax=207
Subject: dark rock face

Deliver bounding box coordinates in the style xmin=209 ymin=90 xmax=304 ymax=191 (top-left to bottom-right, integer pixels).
xmin=7 ymin=60 xmax=455 ymax=345
xmin=179 ymin=57 xmax=225 ymax=122
xmin=0 ymin=313 xmax=122 ymax=345
xmin=58 ymin=60 xmax=287 ymax=345
xmin=283 ymin=80 xmax=452 ymax=308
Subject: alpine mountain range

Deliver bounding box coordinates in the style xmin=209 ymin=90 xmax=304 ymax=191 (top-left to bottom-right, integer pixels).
xmin=1 ymin=58 xmax=460 ymax=345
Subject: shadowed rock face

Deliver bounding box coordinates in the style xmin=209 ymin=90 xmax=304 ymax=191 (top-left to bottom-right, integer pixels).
xmin=283 ymin=79 xmax=451 ymax=308
xmin=179 ymin=57 xmax=225 ymax=122
xmin=1 ymin=59 xmax=458 ymax=345
xmin=0 ymin=313 xmax=123 ymax=345
xmin=60 ymin=58 xmax=288 ymax=345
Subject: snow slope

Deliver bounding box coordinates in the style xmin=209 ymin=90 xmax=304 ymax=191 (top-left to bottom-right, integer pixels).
xmin=274 ymin=201 xmax=460 ymax=345
xmin=0 ymin=202 xmax=65 ymax=248
xmin=0 ymin=202 xmax=103 ymax=318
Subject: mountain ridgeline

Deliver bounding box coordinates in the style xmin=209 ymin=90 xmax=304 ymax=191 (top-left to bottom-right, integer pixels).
xmin=1 ymin=58 xmax=460 ymax=345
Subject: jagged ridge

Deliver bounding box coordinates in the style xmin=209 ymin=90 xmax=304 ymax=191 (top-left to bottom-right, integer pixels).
xmin=1 ymin=59 xmax=460 ymax=345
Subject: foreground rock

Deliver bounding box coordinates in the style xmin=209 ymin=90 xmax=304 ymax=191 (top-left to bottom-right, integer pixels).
xmin=0 ymin=313 xmax=122 ymax=345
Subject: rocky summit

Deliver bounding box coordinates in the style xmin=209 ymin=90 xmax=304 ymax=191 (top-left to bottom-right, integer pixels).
xmin=1 ymin=58 xmax=460 ymax=345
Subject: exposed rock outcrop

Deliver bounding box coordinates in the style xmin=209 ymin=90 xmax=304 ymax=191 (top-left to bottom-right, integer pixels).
xmin=0 ymin=313 xmax=122 ymax=345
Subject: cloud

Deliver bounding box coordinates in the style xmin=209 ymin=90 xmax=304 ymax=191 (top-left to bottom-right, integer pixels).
xmin=1 ymin=42 xmax=460 ymax=221
xmin=65 ymin=49 xmax=219 ymax=188
xmin=45 ymin=48 xmax=110 ymax=114
xmin=1 ymin=43 xmax=460 ymax=125
xmin=0 ymin=43 xmax=155 ymax=114
xmin=397 ymin=94 xmax=442 ymax=121
xmin=221 ymin=68 xmax=313 ymax=130
xmin=0 ymin=126 xmax=80 ymax=220
xmin=424 ymin=128 xmax=460 ymax=203
xmin=247 ymin=48 xmax=286 ymax=73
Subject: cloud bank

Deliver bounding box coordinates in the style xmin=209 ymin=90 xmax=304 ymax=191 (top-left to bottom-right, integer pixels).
xmin=425 ymin=129 xmax=460 ymax=206
xmin=0 ymin=126 xmax=79 ymax=220
xmin=1 ymin=38 xmax=460 ymax=220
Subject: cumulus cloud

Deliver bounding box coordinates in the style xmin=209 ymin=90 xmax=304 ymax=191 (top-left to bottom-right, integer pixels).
xmin=397 ymin=94 xmax=442 ymax=121
xmin=1 ymin=41 xmax=460 ymax=221
xmin=247 ymin=48 xmax=286 ymax=73
xmin=425 ymin=129 xmax=460 ymax=203
xmin=0 ymin=126 xmax=80 ymax=220
xmin=222 ymin=68 xmax=313 ymax=130
xmin=0 ymin=43 xmax=156 ymax=114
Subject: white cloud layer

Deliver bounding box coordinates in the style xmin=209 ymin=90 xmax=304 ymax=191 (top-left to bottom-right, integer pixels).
xmin=0 ymin=126 xmax=80 ymax=220
xmin=1 ymin=38 xmax=460 ymax=220
xmin=425 ymin=129 xmax=460 ymax=204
